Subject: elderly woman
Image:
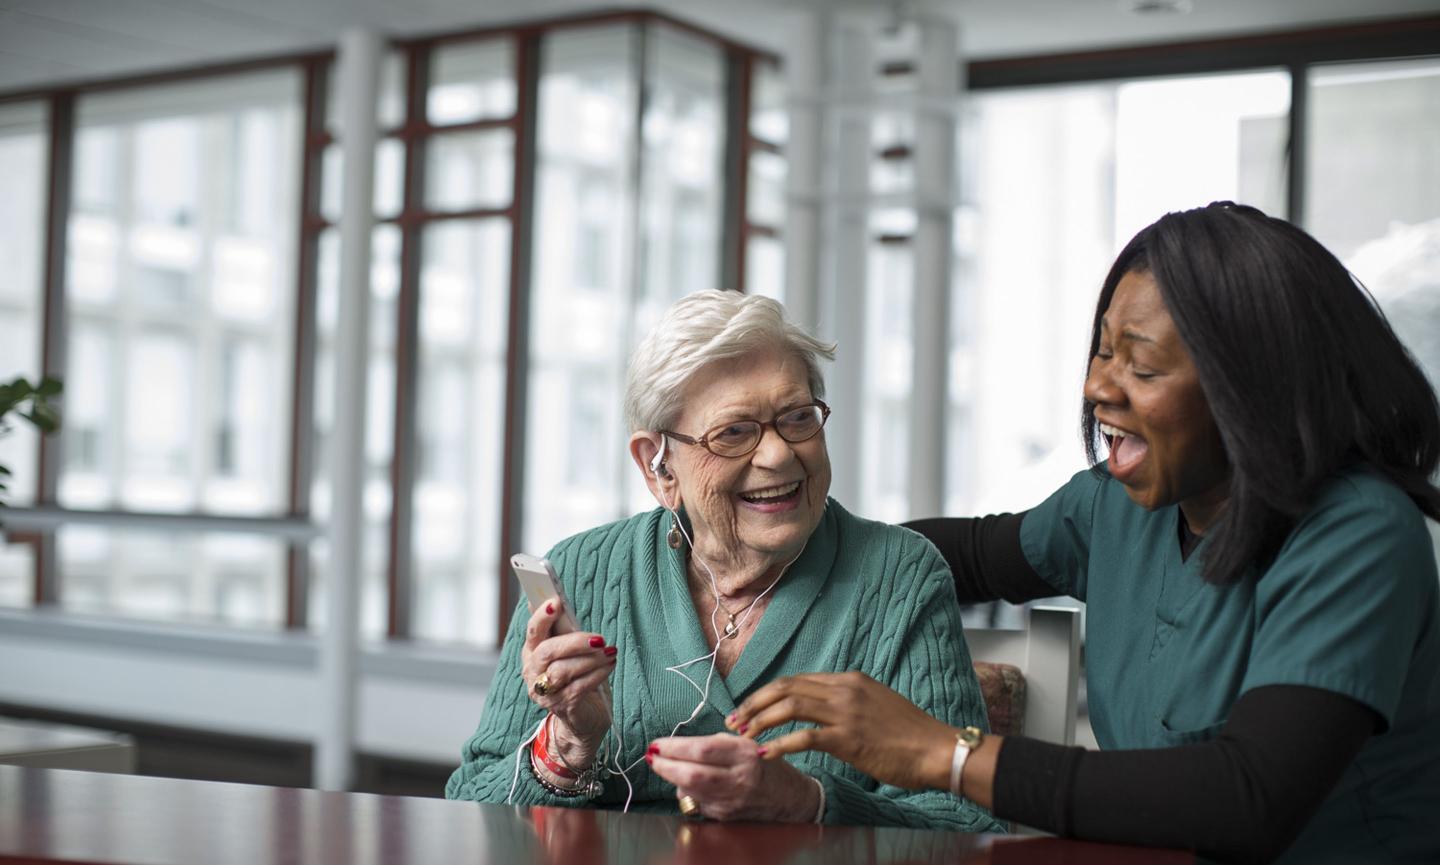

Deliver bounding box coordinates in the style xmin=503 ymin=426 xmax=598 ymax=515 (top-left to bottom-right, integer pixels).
xmin=729 ymin=203 xmax=1440 ymax=864
xmin=446 ymin=290 xmax=1001 ymax=831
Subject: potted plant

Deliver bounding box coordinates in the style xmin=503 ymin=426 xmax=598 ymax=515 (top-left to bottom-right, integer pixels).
xmin=0 ymin=376 xmax=62 ymax=514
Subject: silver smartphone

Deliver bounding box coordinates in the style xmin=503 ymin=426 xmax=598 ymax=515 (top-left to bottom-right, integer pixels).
xmin=511 ymin=553 xmax=581 ymax=635
xmin=510 ymin=553 xmax=612 ymax=705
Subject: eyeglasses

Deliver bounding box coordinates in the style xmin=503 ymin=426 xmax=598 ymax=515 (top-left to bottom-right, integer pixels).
xmin=661 ymin=401 xmax=831 ymax=459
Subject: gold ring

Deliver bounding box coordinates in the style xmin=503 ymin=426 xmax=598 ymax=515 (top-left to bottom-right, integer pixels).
xmin=532 ymin=672 xmax=553 ymax=697
xmin=678 ymin=794 xmax=701 ymax=818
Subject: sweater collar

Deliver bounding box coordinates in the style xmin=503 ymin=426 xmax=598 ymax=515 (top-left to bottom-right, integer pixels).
xmin=652 ymin=503 xmax=839 ymax=713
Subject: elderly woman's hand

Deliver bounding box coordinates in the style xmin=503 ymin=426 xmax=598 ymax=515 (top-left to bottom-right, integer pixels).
xmin=726 ymin=671 xmax=963 ymax=794
xmin=647 ymin=733 xmax=821 ymax=823
xmin=520 ymin=600 xmax=616 ymax=766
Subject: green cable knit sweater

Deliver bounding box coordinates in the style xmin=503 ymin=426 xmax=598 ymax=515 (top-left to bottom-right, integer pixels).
xmin=445 ymin=499 xmax=1002 ymax=832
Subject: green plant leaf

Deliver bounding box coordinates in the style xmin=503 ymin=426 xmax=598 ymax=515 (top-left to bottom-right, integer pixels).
xmin=22 ymin=409 xmax=58 ymax=434
xmin=36 ymin=377 xmax=63 ymax=398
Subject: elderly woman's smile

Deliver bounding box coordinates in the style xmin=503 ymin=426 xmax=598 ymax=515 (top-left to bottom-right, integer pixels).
xmin=737 ymin=481 xmax=803 ymax=507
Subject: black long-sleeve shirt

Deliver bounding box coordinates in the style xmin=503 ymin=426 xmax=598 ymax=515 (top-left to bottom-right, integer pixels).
xmin=903 ymin=513 xmax=1377 ymax=865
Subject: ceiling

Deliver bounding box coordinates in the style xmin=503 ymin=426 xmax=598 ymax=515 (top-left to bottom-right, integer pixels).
xmin=2 ymin=0 xmax=1438 ymax=95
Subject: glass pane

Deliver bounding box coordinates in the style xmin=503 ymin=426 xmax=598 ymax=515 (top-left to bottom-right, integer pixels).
xmin=58 ymin=525 xmax=286 ymax=627
xmin=411 ymin=219 xmax=510 ymax=646
xmin=745 ymin=233 xmax=785 ymax=302
xmin=1113 ymin=71 xmax=1291 ymax=241
xmin=750 ymin=60 xmax=788 ymax=144
xmin=122 ymin=330 xmax=195 ymax=509
xmin=428 ymin=38 xmax=517 ymax=124
xmin=639 ymin=26 xmax=725 ymax=307
xmin=746 ymin=150 xmax=786 ymax=226
xmin=64 ymin=70 xmax=302 ymax=516
xmin=321 ymin=136 xmax=406 ymax=221
xmin=425 ymin=128 xmax=514 ymax=211
xmin=948 ymin=69 xmax=1290 ymax=515
xmin=61 ymin=321 xmax=114 ymax=504
xmin=525 ymin=25 xmax=639 ymax=555
xmin=310 ymin=225 xmax=400 ymax=639
xmin=861 ymin=219 xmax=915 ymax=524
xmin=0 ymin=99 xmax=48 ymax=508
xmin=1306 ymin=58 xmax=1440 ymax=389
xmin=0 ymin=537 xmax=35 ymax=609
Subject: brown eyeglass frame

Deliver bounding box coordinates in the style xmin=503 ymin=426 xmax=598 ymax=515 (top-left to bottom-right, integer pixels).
xmin=660 ymin=400 xmax=831 ymax=458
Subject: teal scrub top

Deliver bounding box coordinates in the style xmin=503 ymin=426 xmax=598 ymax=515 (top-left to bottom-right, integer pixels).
xmin=1019 ymin=466 xmax=1440 ymax=864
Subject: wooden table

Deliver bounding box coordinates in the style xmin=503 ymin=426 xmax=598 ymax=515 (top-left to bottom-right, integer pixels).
xmin=0 ymin=766 xmax=1193 ymax=865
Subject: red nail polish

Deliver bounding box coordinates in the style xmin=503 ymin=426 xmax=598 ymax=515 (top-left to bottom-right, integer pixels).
xmin=739 ymin=723 xmax=749 ymax=734
xmin=645 ymin=753 xmax=654 ymax=765
xmin=647 ymin=744 xmax=660 ymax=756
xmin=757 ymin=747 xmax=768 ymax=758
xmin=589 ymin=636 xmax=604 ymax=648
xmin=726 ymin=713 xmax=737 ymax=725
xmin=603 ymin=645 xmax=618 ymax=657
xmin=545 ymin=602 xmax=554 ymax=614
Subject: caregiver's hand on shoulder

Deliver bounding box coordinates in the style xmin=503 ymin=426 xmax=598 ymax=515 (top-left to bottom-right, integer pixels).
xmin=647 ymin=733 xmax=820 ymax=823
xmin=726 ymin=671 xmax=960 ymax=793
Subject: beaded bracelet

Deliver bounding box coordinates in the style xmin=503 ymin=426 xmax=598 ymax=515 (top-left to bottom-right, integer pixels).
xmin=528 ymin=750 xmax=589 ymax=798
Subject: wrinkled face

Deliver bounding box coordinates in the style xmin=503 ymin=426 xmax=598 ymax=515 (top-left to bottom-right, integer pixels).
xmin=1083 ymin=270 xmax=1230 ymax=531
xmin=664 ymin=349 xmax=832 ymax=566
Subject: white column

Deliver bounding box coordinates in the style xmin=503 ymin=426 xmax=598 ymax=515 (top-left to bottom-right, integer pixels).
xmin=820 ymin=16 xmax=874 ymax=511
xmin=907 ymin=17 xmax=960 ymax=519
xmin=783 ymin=11 xmax=824 ymax=334
xmin=316 ymin=27 xmax=381 ymax=792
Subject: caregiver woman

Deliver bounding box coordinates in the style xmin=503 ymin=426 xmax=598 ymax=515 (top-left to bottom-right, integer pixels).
xmin=729 ymin=203 xmax=1440 ymax=865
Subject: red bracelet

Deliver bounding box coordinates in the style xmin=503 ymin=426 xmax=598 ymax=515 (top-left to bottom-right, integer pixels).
xmin=533 ymin=715 xmax=579 ymax=780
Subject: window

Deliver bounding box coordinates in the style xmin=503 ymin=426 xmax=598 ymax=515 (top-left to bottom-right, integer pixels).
xmin=309 ymin=226 xmax=400 ymax=639
xmin=0 ymin=99 xmax=48 ymax=514
xmin=425 ymin=129 xmax=514 ymax=212
xmin=62 ymin=70 xmax=303 ymax=525
xmin=744 ymin=60 xmax=787 ymax=301
xmin=947 ymin=70 xmax=1291 ymax=515
xmin=523 ymin=26 xmax=640 ymax=556
xmin=521 ymin=23 xmax=732 ymax=560
xmin=428 ymin=39 xmax=517 ymax=123
xmin=0 ymin=99 xmax=47 ymax=609
xmin=410 ymin=218 xmax=511 ymax=645
xmin=1306 ymin=57 xmax=1440 ymax=388
xmin=860 ymin=224 xmax=916 ymax=523
xmin=640 ymin=28 xmax=725 ymax=303
xmin=59 ymin=526 xmax=286 ymax=627
xmin=42 ymin=69 xmax=304 ymax=624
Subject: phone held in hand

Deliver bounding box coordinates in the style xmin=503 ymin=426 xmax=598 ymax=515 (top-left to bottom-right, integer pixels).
xmin=510 ymin=552 xmax=613 ymax=707
xmin=511 ymin=553 xmax=581 ymax=635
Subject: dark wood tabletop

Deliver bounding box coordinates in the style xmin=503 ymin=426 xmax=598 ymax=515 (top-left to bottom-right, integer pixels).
xmin=0 ymin=766 xmax=1194 ymax=865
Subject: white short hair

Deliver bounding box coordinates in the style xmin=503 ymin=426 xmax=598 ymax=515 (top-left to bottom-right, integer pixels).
xmin=624 ymin=290 xmax=836 ymax=432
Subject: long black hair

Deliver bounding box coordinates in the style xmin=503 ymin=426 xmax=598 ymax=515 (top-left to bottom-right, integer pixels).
xmin=1081 ymin=201 xmax=1440 ymax=585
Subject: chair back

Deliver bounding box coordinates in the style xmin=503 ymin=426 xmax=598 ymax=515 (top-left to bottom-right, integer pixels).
xmin=965 ymin=605 xmax=1081 ymax=745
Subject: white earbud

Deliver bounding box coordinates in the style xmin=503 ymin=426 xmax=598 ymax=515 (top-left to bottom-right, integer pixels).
xmin=649 ymin=434 xmax=669 ymax=477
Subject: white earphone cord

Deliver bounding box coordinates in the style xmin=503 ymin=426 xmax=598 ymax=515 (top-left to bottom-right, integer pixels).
xmin=509 ymin=451 xmax=810 ymax=812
